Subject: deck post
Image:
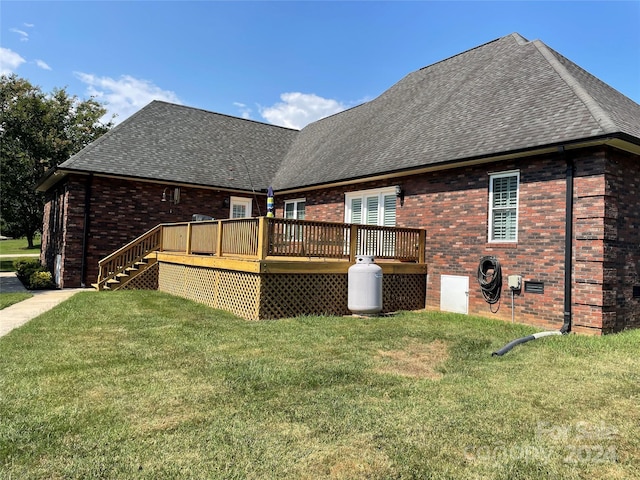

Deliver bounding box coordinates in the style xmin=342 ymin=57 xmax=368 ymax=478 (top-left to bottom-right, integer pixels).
xmin=186 ymin=222 xmax=193 ymax=255
xmin=158 ymin=225 xmax=164 ymax=252
xmin=349 ymin=224 xmax=358 ymax=263
xmin=216 ymin=220 xmax=223 ymax=257
xmin=418 ymin=229 xmax=426 ymax=264
xmin=257 ymin=217 xmax=270 ymax=260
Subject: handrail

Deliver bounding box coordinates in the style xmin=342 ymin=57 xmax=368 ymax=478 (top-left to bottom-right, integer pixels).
xmin=95 ymin=217 xmax=427 ymax=289
xmin=266 ymin=218 xmax=425 ymax=262
xmin=96 ymin=225 xmax=162 ymax=288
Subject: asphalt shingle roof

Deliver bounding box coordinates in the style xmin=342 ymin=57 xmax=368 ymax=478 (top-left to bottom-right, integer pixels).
xmin=59 ymin=102 xmax=298 ymax=191
xmin=53 ymin=33 xmax=640 ymax=193
xmin=272 ymin=33 xmax=640 ymax=189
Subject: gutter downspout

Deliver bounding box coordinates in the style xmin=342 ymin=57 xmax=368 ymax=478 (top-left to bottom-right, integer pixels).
xmin=561 ymin=146 xmax=573 ymax=334
xmin=491 ymin=147 xmax=573 ymax=356
xmin=80 ymin=174 xmax=93 ymax=288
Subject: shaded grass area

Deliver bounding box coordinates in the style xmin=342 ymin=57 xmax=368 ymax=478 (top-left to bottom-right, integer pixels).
xmin=1 ymin=258 xmax=25 ymax=272
xmin=0 ymin=292 xmax=33 ymax=310
xmin=0 ymin=257 xmax=43 ymax=273
xmin=1 ymin=291 xmax=638 ymax=479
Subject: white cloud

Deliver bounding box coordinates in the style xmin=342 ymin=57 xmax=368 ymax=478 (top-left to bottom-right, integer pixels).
xmin=260 ymin=92 xmax=347 ymax=129
xmin=233 ymin=101 xmax=253 ymax=120
xmin=0 ymin=47 xmax=26 ymax=75
xmin=35 ymin=59 xmax=52 ymax=71
xmin=24 ymin=23 xmax=34 ymax=28
xmin=75 ymin=72 xmax=182 ymax=124
xmin=10 ymin=28 xmax=29 ymax=42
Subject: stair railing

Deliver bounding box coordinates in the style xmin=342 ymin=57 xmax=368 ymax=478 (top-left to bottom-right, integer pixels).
xmin=95 ymin=225 xmax=162 ymax=290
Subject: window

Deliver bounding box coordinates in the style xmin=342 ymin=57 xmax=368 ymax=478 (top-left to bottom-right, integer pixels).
xmin=344 ymin=187 xmax=396 ymax=227
xmin=489 ymin=171 xmax=519 ymax=242
xmin=345 ymin=187 xmax=398 ymax=256
xmin=230 ymin=196 xmax=252 ymax=218
xmin=284 ymin=199 xmax=306 ymax=220
xmin=284 ymin=198 xmax=306 ymax=241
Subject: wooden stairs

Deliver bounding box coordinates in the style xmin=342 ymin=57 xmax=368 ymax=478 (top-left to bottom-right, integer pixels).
xmin=94 ymin=256 xmax=157 ymax=291
xmin=93 ymin=225 xmax=162 ymax=291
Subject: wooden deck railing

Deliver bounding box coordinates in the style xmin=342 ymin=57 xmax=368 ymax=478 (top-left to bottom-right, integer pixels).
xmin=158 ymin=217 xmax=425 ymax=262
xmin=96 ymin=217 xmax=426 ymax=288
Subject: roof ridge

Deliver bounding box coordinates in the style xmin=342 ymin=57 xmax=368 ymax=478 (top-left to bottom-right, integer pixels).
xmin=151 ymin=100 xmax=300 ymax=132
xmin=416 ymin=33 xmax=527 ymax=73
xmin=532 ymin=40 xmax=618 ymax=133
xmin=509 ymin=32 xmax=530 ymax=45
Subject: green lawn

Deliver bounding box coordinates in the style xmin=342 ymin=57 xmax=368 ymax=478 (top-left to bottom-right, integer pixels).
xmin=1 ymin=291 xmax=638 ymax=479
xmin=0 ymin=236 xmax=41 ymax=256
xmin=0 ymin=236 xmax=41 ymax=273
xmin=0 ymin=292 xmax=33 ymax=310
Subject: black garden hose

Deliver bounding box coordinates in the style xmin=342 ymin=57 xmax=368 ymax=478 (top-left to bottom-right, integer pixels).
xmin=477 ymin=256 xmax=502 ymax=305
xmin=492 ymin=331 xmax=563 ymax=356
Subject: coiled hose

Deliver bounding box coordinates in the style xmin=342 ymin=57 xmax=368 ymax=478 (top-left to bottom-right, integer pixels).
xmin=477 ymin=256 xmax=502 ymax=306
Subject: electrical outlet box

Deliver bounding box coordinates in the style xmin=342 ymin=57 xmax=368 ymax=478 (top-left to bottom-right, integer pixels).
xmin=508 ymin=275 xmax=522 ymax=290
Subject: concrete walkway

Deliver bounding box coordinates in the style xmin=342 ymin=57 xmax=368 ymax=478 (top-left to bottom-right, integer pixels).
xmin=0 ymin=272 xmax=88 ymax=338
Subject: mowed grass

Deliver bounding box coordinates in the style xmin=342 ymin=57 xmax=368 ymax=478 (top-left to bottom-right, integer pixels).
xmin=0 ymin=235 xmax=41 ymax=273
xmin=0 ymin=236 xmax=41 ymax=256
xmin=0 ymin=292 xmax=33 ymax=310
xmin=1 ymin=291 xmax=638 ymax=479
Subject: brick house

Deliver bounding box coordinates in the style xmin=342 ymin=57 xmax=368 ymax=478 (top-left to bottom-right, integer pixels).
xmin=37 ymin=33 xmax=640 ymax=334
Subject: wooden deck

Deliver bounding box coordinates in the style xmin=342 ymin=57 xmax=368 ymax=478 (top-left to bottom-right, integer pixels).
xmin=95 ymin=217 xmax=427 ymax=319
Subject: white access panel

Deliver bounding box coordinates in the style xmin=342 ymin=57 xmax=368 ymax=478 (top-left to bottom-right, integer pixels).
xmin=440 ymin=275 xmax=469 ymax=314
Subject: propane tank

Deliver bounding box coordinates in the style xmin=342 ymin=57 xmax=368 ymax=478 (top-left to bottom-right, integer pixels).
xmin=348 ymin=256 xmax=383 ymax=314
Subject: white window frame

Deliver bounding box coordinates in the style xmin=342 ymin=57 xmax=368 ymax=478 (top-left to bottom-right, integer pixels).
xmin=283 ymin=198 xmax=306 ymax=241
xmin=230 ymin=196 xmax=252 ymax=219
xmin=284 ymin=198 xmax=306 ymax=220
xmin=488 ymin=170 xmax=520 ymax=243
xmin=344 ymin=186 xmax=397 ymax=226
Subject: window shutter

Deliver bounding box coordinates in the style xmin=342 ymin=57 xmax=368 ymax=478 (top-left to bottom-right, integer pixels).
xmin=366 ymin=196 xmax=379 ymax=225
xmin=490 ymin=173 xmax=518 ymax=241
xmin=383 ymin=194 xmax=396 ymax=227
xmin=351 ymin=198 xmax=362 ymax=224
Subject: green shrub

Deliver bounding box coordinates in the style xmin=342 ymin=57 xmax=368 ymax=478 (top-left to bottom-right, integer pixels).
xmin=13 ymin=259 xmax=56 ymax=290
xmin=14 ymin=259 xmax=42 ymax=283
xmin=29 ymin=271 xmax=56 ymax=290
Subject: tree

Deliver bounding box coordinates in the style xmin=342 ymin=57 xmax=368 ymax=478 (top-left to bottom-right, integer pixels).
xmin=0 ymin=75 xmax=113 ymax=247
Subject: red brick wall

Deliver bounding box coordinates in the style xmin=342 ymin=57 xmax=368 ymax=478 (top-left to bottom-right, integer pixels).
xmin=42 ymin=175 xmax=257 ymax=287
xmin=573 ymin=149 xmax=608 ymax=333
xmin=606 ymin=148 xmax=640 ymax=331
xmin=41 ymin=184 xmax=68 ymax=285
xmin=43 ymin=146 xmax=639 ymax=334
xmin=572 ymin=147 xmax=640 ymax=333
xmin=279 ymin=152 xmax=573 ymax=331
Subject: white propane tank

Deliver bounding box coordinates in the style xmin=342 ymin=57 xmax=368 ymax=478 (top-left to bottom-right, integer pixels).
xmin=348 ymin=255 xmax=383 ymax=314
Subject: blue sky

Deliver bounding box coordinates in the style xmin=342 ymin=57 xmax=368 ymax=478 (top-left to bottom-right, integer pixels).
xmin=1 ymin=1 xmax=639 ymax=128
